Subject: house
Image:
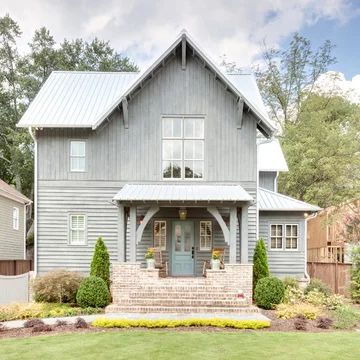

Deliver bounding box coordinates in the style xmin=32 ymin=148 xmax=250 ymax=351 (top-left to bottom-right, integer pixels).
xmin=17 ymin=31 xmax=320 ymax=311
xmin=0 ymin=179 xmax=31 ymax=260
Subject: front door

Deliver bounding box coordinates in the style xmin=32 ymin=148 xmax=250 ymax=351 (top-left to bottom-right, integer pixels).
xmin=171 ymin=221 xmax=194 ymax=276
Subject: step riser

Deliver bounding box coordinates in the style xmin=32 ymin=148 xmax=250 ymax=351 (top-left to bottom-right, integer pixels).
xmin=119 ymin=299 xmax=249 ymax=307
xmin=128 ymin=293 xmax=242 ymax=300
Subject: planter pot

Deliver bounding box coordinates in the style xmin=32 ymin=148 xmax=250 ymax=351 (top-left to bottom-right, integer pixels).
xmin=146 ymin=258 xmax=155 ymax=270
xmin=211 ymin=259 xmax=220 ymax=270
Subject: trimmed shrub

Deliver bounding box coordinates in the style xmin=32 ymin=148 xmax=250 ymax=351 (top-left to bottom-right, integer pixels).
xmin=32 ymin=324 xmax=52 ymax=333
xmin=74 ymin=317 xmax=88 ymax=329
xmin=90 ymin=237 xmax=110 ymax=288
xmin=254 ymin=277 xmax=285 ymax=309
xmin=276 ymin=303 xmax=322 ymax=320
xmin=294 ymin=314 xmax=307 ymax=331
xmin=253 ymin=239 xmax=269 ymax=292
xmin=283 ymin=277 xmax=299 ymax=290
xmin=304 ymin=278 xmax=331 ymax=297
xmin=23 ymin=319 xmax=45 ymax=328
xmin=55 ymin=319 xmax=67 ymax=327
xmin=350 ymin=246 xmax=360 ymax=303
xmin=92 ymin=318 xmax=271 ymax=329
xmin=317 ymin=317 xmax=333 ymax=329
xmin=32 ymin=270 xmax=83 ymax=303
xmin=76 ymin=276 xmax=110 ymax=308
xmin=332 ymin=305 xmax=360 ymax=330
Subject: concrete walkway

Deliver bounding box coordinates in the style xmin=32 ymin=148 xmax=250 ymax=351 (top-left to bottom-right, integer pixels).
xmin=2 ymin=312 xmax=270 ymax=329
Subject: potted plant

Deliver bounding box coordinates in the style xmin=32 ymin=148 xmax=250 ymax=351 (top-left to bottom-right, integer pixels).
xmin=211 ymin=250 xmax=221 ymax=270
xmin=145 ymin=248 xmax=155 ymax=269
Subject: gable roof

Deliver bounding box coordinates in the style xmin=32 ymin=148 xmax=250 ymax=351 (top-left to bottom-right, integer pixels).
xmin=17 ymin=31 xmax=275 ymax=137
xmin=257 ymin=138 xmax=289 ymax=172
xmin=258 ymin=187 xmax=321 ymax=212
xmin=0 ymin=179 xmax=32 ymax=205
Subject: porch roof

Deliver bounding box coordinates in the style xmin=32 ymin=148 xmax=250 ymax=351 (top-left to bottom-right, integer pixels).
xmin=113 ymin=184 xmax=253 ymax=203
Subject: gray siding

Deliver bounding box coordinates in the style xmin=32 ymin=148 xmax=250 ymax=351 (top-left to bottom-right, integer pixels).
xmin=0 ymin=196 xmax=25 ymax=260
xmin=259 ymin=171 xmax=277 ymax=192
xmin=259 ymin=211 xmax=306 ymax=278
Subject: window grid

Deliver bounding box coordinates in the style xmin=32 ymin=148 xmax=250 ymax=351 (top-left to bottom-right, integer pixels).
xmin=70 ymin=141 xmax=86 ymax=172
xmin=69 ymin=214 xmax=86 ymax=245
xmin=270 ymin=224 xmax=283 ymax=249
xmin=154 ymin=220 xmax=166 ymax=250
xmin=200 ymin=221 xmax=212 ymax=251
xmin=12 ymin=207 xmax=19 ymax=230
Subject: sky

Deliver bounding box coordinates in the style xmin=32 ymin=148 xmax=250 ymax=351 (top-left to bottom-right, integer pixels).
xmin=1 ymin=0 xmax=360 ymax=87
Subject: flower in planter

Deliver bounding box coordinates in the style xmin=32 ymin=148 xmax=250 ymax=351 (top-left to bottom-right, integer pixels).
xmin=212 ymin=250 xmax=221 ymax=260
xmin=145 ymin=248 xmax=155 ymax=260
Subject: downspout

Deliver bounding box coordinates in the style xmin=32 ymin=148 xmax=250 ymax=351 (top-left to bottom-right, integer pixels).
xmin=304 ymin=212 xmax=318 ymax=281
xmin=24 ymin=202 xmax=31 ymax=260
xmin=29 ymin=127 xmax=38 ymax=275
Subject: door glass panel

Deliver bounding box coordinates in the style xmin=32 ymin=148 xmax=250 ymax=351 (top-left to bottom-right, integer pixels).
xmin=175 ymin=225 xmax=181 ymax=251
xmin=184 ymin=224 xmax=192 ymax=252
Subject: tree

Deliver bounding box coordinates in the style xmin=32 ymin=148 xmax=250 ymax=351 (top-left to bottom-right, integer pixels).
xmin=255 ymin=33 xmax=336 ymax=128
xmin=90 ymin=237 xmax=110 ymax=288
xmin=278 ymin=94 xmax=360 ymax=208
xmin=253 ymin=239 xmax=269 ymax=293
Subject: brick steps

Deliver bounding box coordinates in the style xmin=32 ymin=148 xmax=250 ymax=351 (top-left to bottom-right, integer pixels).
xmin=118 ymin=298 xmax=248 ymax=307
xmin=106 ymin=304 xmax=260 ymax=314
xmin=128 ymin=291 xmax=241 ymax=300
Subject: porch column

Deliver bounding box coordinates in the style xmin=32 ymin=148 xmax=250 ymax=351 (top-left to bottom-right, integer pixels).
xmin=229 ymin=207 xmax=237 ymax=263
xmin=129 ymin=206 xmax=137 ymax=262
xmin=240 ymin=205 xmax=249 ymax=264
xmin=117 ymin=204 xmax=125 ymax=262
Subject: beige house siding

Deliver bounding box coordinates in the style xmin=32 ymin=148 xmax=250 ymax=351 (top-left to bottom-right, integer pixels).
xmin=0 ymin=195 xmax=26 ymax=260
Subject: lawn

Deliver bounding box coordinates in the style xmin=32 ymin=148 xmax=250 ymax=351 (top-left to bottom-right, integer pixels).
xmin=0 ymin=330 xmax=360 ymax=360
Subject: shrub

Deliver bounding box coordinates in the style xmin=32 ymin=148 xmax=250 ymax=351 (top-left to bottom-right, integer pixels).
xmin=23 ymin=319 xmax=45 ymax=328
xmin=76 ymin=276 xmax=110 ymax=308
xmin=332 ymin=305 xmax=360 ymax=330
xmin=283 ymin=277 xmax=299 ymax=290
xmin=304 ymin=289 xmax=327 ymax=306
xmin=317 ymin=317 xmax=333 ymax=329
xmin=32 ymin=270 xmax=83 ymax=303
xmin=276 ymin=303 xmax=322 ymax=320
xmin=55 ymin=319 xmax=67 ymax=326
xmin=325 ymin=294 xmax=346 ymax=310
xmin=350 ymin=246 xmax=360 ymax=303
xmin=254 ymin=277 xmax=285 ymax=309
xmin=253 ymin=239 xmax=269 ymax=292
xmin=304 ymin=278 xmax=331 ymax=297
xmin=294 ymin=314 xmax=307 ymax=331
xmin=32 ymin=324 xmax=52 ymax=333
xmin=90 ymin=237 xmax=110 ymax=288
xmin=283 ymin=287 xmax=304 ymax=304
xmin=74 ymin=317 xmax=88 ymax=329
xmin=92 ymin=318 xmax=271 ymax=329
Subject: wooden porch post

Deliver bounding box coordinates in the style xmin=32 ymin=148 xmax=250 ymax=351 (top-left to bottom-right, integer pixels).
xmin=117 ymin=204 xmax=125 ymax=262
xmin=240 ymin=205 xmax=249 ymax=264
xmin=229 ymin=207 xmax=237 ymax=263
xmin=129 ymin=206 xmax=137 ymax=262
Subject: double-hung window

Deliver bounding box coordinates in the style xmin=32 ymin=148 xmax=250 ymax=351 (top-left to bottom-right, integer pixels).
xmin=154 ymin=220 xmax=166 ymax=250
xmin=285 ymin=224 xmax=298 ymax=250
xmin=162 ymin=117 xmax=204 ymax=179
xmin=70 ymin=141 xmax=86 ymax=172
xmin=200 ymin=221 xmax=212 ymax=251
xmin=270 ymin=224 xmax=283 ymax=250
xmin=12 ymin=207 xmax=19 ymax=230
xmin=69 ymin=214 xmax=86 ymax=245
xmin=270 ymin=224 xmax=299 ymax=250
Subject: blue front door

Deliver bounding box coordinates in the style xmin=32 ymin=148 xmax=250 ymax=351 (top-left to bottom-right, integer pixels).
xmin=171 ymin=221 xmax=194 ymax=276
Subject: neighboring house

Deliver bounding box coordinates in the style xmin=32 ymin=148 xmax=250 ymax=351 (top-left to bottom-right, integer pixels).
xmin=17 ymin=31 xmax=320 ymax=309
xmin=0 ymin=179 xmax=31 ymax=260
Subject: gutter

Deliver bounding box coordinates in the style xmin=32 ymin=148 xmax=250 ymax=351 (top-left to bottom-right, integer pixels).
xmin=304 ymin=211 xmax=319 ymax=280
xmin=28 ymin=127 xmax=38 ymax=275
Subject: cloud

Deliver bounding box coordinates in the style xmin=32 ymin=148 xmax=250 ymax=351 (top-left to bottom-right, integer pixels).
xmin=1 ymin=0 xmax=356 ymax=68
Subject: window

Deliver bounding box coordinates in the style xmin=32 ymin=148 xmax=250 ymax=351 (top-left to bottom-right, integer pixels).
xmin=285 ymin=224 xmax=298 ymax=250
xmin=200 ymin=221 xmax=212 ymax=251
xmin=70 ymin=141 xmax=86 ymax=172
xmin=162 ymin=117 xmax=204 ymax=179
xmin=12 ymin=207 xmax=19 ymax=230
xmin=270 ymin=224 xmax=283 ymax=249
xmin=154 ymin=220 xmax=166 ymax=250
xmin=69 ymin=214 xmax=86 ymax=245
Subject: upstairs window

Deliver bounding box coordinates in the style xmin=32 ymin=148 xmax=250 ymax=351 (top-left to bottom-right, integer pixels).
xmin=162 ymin=117 xmax=204 ymax=179
xmin=69 ymin=214 xmax=86 ymax=245
xmin=200 ymin=221 xmax=212 ymax=250
xmin=153 ymin=220 xmax=166 ymax=250
xmin=70 ymin=141 xmax=86 ymax=172
xmin=12 ymin=207 xmax=19 ymax=230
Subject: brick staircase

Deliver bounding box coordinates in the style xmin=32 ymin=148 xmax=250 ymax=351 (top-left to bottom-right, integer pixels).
xmin=107 ymin=263 xmax=258 ymax=314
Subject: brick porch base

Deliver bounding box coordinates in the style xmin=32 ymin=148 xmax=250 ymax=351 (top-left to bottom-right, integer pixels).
xmin=107 ymin=262 xmax=255 ymax=314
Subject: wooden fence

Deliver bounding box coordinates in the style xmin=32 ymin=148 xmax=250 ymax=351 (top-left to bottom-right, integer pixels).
xmin=0 ymin=260 xmax=33 ymax=276
xmin=307 ymin=262 xmax=352 ymax=296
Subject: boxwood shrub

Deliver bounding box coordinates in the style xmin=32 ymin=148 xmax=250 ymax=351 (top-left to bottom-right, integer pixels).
xmin=255 ymin=276 xmax=285 ymax=309
xmin=76 ymin=276 xmax=110 ymax=308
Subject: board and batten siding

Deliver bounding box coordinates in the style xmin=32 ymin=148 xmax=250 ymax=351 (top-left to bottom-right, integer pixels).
xmin=259 ymin=171 xmax=277 ymax=192
xmin=0 ymin=196 xmax=25 ymax=260
xmin=259 ymin=211 xmax=306 ymax=278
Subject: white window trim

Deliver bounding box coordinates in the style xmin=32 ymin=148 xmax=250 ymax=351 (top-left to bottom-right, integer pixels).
xmin=70 ymin=140 xmax=86 ymax=173
xmin=268 ymin=223 xmax=299 ymax=251
xmin=68 ymin=213 xmax=87 ymax=246
xmin=284 ymin=223 xmax=299 ymax=251
xmin=153 ymin=220 xmax=167 ymax=250
xmin=199 ymin=220 xmax=213 ymax=251
xmin=161 ymin=115 xmax=205 ymax=181
xmin=12 ymin=207 xmax=19 ymax=230
xmin=269 ymin=224 xmax=283 ymax=251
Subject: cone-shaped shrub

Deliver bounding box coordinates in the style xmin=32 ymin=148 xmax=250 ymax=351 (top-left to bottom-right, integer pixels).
xmin=90 ymin=237 xmax=110 ymax=288
xmin=253 ymin=239 xmax=269 ymax=292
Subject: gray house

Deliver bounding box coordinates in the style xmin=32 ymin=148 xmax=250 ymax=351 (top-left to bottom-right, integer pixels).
xmin=18 ymin=32 xmax=319 ymax=310
xmin=0 ymin=179 xmax=31 ymax=260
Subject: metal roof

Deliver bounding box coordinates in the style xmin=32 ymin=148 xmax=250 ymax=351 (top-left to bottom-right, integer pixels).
xmin=257 ymin=138 xmax=288 ymax=172
xmin=17 ymin=71 xmax=139 ymax=128
xmin=113 ymin=184 xmax=253 ymax=203
xmin=0 ymin=179 xmax=32 ymax=204
xmin=17 ymin=31 xmax=275 ymax=136
xmin=258 ymin=188 xmax=321 ymax=212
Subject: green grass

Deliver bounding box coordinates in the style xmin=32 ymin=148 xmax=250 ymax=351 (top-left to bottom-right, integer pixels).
xmin=1 ymin=331 xmax=360 ymax=360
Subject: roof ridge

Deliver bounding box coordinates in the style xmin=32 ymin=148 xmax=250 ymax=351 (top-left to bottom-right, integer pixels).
xmin=52 ymin=70 xmax=140 ymax=75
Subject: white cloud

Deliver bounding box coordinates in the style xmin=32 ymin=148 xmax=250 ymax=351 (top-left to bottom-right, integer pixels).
xmin=0 ymin=0 xmax=356 ymax=69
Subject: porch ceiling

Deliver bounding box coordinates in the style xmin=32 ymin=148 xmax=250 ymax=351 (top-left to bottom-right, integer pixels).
xmin=113 ymin=184 xmax=253 ymax=204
